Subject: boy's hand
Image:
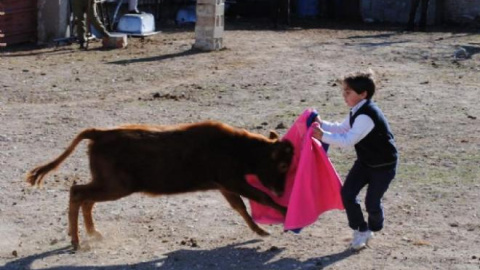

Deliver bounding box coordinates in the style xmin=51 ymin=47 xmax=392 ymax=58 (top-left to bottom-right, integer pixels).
xmin=312 ymin=126 xmax=324 ymax=141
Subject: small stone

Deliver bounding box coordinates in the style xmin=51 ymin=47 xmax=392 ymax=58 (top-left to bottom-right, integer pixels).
xmin=268 ymin=246 xmax=279 ymax=252
xmin=12 ymin=250 xmax=18 ymax=257
xmin=189 ymin=238 xmax=198 ymax=247
xmin=454 ymin=48 xmax=469 ymax=59
xmin=275 ymin=123 xmax=286 ymax=129
xmin=449 ymin=222 xmax=459 ymax=227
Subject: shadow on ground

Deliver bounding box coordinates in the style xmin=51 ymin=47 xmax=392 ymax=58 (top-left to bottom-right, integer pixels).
xmin=461 ymin=45 xmax=480 ymax=59
xmin=106 ymin=47 xmax=209 ymax=65
xmin=2 ymin=18 xmax=478 ymax=55
xmin=2 ymin=240 xmax=356 ymax=270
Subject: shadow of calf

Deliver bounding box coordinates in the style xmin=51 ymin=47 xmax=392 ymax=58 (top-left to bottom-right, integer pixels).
xmin=2 ymin=240 xmax=356 ymax=270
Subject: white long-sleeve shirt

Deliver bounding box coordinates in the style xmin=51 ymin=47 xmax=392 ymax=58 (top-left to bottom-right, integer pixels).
xmin=321 ymin=99 xmax=374 ymax=148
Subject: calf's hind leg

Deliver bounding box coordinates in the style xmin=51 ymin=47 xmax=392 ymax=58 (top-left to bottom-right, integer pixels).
xmin=69 ymin=183 xmax=132 ymax=250
xmin=220 ymin=190 xmax=270 ymax=236
xmin=82 ymin=201 xmax=103 ymax=240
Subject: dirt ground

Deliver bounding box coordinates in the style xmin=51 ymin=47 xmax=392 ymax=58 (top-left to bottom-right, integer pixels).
xmin=1 ymin=21 xmax=480 ymax=269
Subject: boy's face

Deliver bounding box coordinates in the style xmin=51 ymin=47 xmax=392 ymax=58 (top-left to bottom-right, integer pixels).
xmin=342 ymin=83 xmax=367 ymax=108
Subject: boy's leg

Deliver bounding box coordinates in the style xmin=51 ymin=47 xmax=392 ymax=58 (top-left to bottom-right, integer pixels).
xmin=364 ymin=166 xmax=396 ymax=232
xmin=128 ymin=0 xmax=140 ymax=13
xmin=341 ymin=161 xmax=369 ymax=232
xmin=72 ymin=0 xmax=87 ymax=45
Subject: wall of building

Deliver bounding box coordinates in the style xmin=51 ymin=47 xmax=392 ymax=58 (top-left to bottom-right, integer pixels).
xmin=37 ymin=0 xmax=70 ymax=43
xmin=360 ymin=0 xmax=437 ymax=24
xmin=360 ymin=0 xmax=480 ymax=25
xmin=443 ymin=0 xmax=480 ymax=23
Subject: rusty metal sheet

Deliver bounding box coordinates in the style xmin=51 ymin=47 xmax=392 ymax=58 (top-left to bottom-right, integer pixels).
xmin=0 ymin=0 xmax=37 ymax=46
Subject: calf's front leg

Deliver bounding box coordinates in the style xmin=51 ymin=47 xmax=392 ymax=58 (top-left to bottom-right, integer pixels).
xmin=220 ymin=190 xmax=270 ymax=236
xmin=225 ymin=181 xmax=287 ymax=216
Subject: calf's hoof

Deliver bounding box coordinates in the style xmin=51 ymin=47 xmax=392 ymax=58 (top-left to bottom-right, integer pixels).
xmin=88 ymin=230 xmax=104 ymax=241
xmin=71 ymin=241 xmax=80 ymax=251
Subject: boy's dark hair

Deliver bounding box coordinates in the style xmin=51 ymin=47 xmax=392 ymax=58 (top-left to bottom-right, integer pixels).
xmin=342 ymin=71 xmax=376 ymax=99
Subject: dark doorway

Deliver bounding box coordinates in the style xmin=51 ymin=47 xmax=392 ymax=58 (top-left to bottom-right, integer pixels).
xmin=320 ymin=0 xmax=362 ymax=22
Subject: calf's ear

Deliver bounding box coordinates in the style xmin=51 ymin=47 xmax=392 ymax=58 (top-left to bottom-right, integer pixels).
xmin=269 ymin=130 xmax=280 ymax=140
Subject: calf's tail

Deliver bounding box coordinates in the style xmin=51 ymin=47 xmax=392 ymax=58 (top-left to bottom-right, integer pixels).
xmin=26 ymin=128 xmax=99 ymax=187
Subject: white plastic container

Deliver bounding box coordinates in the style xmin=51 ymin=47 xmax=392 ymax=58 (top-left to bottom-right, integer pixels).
xmin=117 ymin=13 xmax=155 ymax=34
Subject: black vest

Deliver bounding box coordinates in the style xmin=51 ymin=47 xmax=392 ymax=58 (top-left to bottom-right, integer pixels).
xmin=350 ymin=100 xmax=398 ymax=168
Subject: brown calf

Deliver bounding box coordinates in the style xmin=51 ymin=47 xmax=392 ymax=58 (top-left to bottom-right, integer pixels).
xmin=26 ymin=121 xmax=294 ymax=250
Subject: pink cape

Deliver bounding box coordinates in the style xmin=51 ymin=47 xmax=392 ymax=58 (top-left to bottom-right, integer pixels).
xmin=246 ymin=109 xmax=344 ymax=230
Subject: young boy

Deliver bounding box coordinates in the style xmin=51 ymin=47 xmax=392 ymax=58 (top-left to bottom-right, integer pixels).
xmin=312 ymin=71 xmax=398 ymax=250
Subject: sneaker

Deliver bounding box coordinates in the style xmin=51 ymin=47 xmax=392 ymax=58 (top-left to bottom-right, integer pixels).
xmin=348 ymin=230 xmax=360 ymax=249
xmin=351 ymin=230 xmax=373 ymax=250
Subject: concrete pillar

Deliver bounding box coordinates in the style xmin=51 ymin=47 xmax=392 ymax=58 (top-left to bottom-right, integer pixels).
xmin=37 ymin=0 xmax=70 ymax=44
xmin=194 ymin=0 xmax=224 ymax=51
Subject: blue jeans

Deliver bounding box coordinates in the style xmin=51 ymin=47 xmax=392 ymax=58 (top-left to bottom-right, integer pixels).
xmin=341 ymin=160 xmax=396 ymax=232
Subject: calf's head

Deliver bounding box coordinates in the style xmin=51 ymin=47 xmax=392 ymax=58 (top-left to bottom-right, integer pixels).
xmin=255 ymin=132 xmax=294 ymax=197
